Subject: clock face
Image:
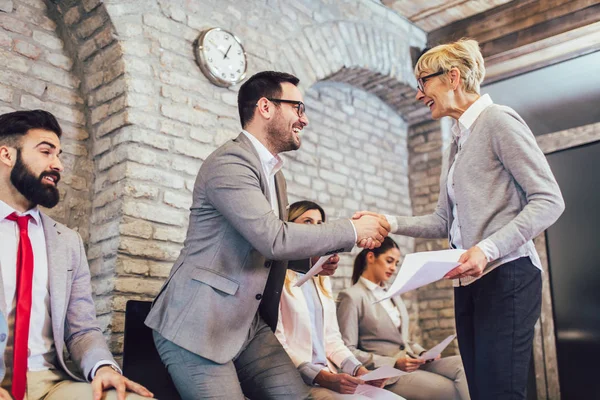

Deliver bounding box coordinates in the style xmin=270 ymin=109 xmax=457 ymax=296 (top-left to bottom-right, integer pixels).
xmin=195 ymin=28 xmax=247 ymax=87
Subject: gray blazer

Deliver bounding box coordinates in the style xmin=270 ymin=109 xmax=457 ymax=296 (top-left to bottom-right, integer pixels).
xmin=336 ymin=280 xmax=425 ymax=369
xmin=145 ymin=133 xmax=356 ymax=364
xmin=0 ymin=213 xmax=115 ymax=382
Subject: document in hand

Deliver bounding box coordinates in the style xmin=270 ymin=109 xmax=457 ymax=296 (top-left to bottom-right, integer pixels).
xmin=418 ymin=334 xmax=456 ymax=361
xmin=355 ymin=384 xmax=407 ymax=399
xmin=359 ymin=365 xmax=406 ymax=381
xmin=293 ymin=256 xmax=329 ymax=287
xmin=376 ymin=249 xmax=466 ymax=302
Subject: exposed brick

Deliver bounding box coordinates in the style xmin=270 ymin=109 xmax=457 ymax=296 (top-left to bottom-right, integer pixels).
xmin=0 ymin=0 xmax=13 ymax=13
xmin=32 ymin=30 xmax=63 ymax=50
xmin=46 ymin=53 xmax=73 ymax=70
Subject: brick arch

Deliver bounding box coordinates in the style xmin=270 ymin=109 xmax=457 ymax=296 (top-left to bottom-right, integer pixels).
xmin=278 ymin=21 xmax=424 ymax=121
xmin=45 ymin=0 xmax=129 ymax=351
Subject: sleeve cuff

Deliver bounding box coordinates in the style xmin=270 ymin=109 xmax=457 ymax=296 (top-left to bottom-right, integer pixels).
xmin=90 ymin=360 xmax=122 ymax=381
xmin=349 ymin=219 xmax=358 ymax=242
xmin=384 ymin=215 xmax=398 ymax=234
xmin=298 ymin=362 xmax=327 ymax=386
xmin=340 ymin=356 xmax=363 ymax=376
xmin=476 ymin=239 xmax=500 ymax=262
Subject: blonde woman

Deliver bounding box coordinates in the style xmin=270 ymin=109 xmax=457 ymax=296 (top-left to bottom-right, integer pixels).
xmin=275 ymin=201 xmax=403 ymax=400
xmin=355 ymin=39 xmax=564 ymax=399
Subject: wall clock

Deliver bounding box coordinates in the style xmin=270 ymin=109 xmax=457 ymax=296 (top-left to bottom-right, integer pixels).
xmin=194 ymin=28 xmax=247 ymax=87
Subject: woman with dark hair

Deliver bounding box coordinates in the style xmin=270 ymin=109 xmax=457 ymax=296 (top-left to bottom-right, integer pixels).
xmin=337 ymin=237 xmax=469 ymax=400
xmin=275 ymin=201 xmax=403 ymax=400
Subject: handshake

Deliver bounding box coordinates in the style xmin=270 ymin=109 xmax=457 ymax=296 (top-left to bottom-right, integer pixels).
xmin=350 ymin=211 xmax=391 ymax=249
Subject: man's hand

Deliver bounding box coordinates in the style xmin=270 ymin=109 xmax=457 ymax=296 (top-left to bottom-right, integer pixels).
xmin=0 ymin=387 xmax=12 ymax=400
xmin=444 ymin=246 xmax=487 ymax=279
xmin=355 ymin=366 xmax=386 ymax=388
xmin=351 ymin=214 xmax=390 ymax=249
xmin=316 ymin=254 xmax=339 ymax=276
xmin=314 ymin=370 xmax=364 ymax=394
xmin=92 ymin=365 xmax=153 ymax=400
xmin=395 ymin=356 xmax=426 ymax=372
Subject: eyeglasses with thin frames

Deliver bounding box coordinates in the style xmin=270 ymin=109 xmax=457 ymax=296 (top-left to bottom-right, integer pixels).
xmin=266 ymin=98 xmax=305 ymax=118
xmin=417 ymin=70 xmax=445 ymax=92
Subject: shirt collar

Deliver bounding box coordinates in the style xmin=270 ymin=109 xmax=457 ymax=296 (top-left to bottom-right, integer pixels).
xmin=0 ymin=199 xmax=41 ymax=225
xmin=360 ymin=277 xmax=385 ymax=292
xmin=242 ymin=130 xmax=284 ymax=176
xmin=451 ymin=94 xmax=493 ymax=139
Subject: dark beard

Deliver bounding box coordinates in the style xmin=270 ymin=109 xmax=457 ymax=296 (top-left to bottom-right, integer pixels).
xmin=10 ymin=150 xmax=60 ymax=208
xmin=266 ymin=110 xmax=300 ymax=153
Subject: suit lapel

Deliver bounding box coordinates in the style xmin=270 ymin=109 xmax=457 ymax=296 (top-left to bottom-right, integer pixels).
xmin=359 ymin=280 xmax=402 ymax=335
xmin=41 ymin=213 xmax=68 ymax=347
xmin=274 ymin=171 xmax=287 ymax=221
xmin=235 ymin=133 xmax=271 ymax=201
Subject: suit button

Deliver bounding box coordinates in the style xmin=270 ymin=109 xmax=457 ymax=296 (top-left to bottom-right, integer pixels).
xmin=264 ymin=261 xmax=272 ymax=268
xmin=255 ymin=294 xmax=262 ymax=300
xmin=399 ymin=344 xmax=405 ymax=351
xmin=0 ymin=333 xmax=5 ymax=342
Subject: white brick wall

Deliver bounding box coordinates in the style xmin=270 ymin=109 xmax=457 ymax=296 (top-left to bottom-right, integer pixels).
xmin=0 ymin=0 xmax=91 ymax=240
xmin=1 ymin=0 xmax=427 ymax=355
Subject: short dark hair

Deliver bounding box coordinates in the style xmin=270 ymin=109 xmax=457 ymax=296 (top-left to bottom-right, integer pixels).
xmin=0 ymin=110 xmax=62 ymax=147
xmin=237 ymin=71 xmax=300 ymax=128
xmin=352 ymin=237 xmax=400 ymax=284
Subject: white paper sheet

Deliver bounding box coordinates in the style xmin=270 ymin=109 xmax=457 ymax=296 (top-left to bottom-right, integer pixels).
xmin=377 ymin=249 xmax=466 ymax=302
xmin=293 ymin=256 xmax=329 ymax=287
xmin=359 ymin=365 xmax=406 ymax=381
xmin=418 ymin=334 xmax=457 ymax=361
xmin=355 ymin=384 xmax=407 ymax=399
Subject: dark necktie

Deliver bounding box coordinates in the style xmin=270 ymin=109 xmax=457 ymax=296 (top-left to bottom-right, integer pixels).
xmin=6 ymin=213 xmax=34 ymax=400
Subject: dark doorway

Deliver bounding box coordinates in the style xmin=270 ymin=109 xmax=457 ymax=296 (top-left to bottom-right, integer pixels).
xmin=546 ymin=140 xmax=600 ymax=399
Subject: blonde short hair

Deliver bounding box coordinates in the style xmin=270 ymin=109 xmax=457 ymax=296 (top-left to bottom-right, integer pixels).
xmin=415 ymin=39 xmax=485 ymax=94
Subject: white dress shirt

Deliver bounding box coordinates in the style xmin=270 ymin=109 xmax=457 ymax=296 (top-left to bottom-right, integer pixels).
xmin=0 ymin=200 xmax=119 ymax=379
xmin=0 ymin=200 xmax=55 ymax=371
xmin=447 ymin=94 xmax=499 ymax=260
xmin=242 ymin=130 xmax=283 ymax=216
xmin=360 ymin=277 xmax=401 ymax=328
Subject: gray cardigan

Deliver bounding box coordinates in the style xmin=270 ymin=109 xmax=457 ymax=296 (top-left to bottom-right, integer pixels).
xmin=395 ymin=104 xmax=564 ymax=283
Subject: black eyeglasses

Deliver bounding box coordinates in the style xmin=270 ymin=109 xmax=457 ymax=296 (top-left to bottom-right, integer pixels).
xmin=266 ymin=98 xmax=305 ymax=118
xmin=417 ymin=70 xmax=445 ymax=92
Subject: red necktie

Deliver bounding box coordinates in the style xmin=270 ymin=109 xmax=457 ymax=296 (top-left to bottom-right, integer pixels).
xmin=6 ymin=213 xmax=34 ymax=400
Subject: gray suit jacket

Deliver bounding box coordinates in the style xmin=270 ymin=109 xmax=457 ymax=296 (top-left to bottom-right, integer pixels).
xmin=145 ymin=133 xmax=356 ymax=364
xmin=336 ymin=280 xmax=425 ymax=369
xmin=0 ymin=213 xmax=115 ymax=382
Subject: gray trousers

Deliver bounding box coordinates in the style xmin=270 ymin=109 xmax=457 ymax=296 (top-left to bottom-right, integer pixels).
xmin=385 ymin=355 xmax=470 ymax=400
xmin=153 ymin=313 xmax=311 ymax=400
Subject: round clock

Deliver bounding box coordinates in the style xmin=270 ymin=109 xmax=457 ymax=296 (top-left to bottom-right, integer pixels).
xmin=194 ymin=28 xmax=248 ymax=87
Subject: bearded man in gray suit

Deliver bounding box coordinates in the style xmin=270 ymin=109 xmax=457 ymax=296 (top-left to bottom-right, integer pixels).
xmin=145 ymin=71 xmax=390 ymax=400
xmin=0 ymin=110 xmax=152 ymax=400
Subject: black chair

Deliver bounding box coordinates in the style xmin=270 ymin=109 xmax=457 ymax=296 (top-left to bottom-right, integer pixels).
xmin=122 ymin=300 xmax=181 ymax=400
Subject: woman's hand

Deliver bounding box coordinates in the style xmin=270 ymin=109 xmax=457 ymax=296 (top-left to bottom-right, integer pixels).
xmin=444 ymin=246 xmax=487 ymax=279
xmin=356 ymin=366 xmax=386 ymax=388
xmin=314 ymin=370 xmax=364 ymax=394
xmin=395 ymin=356 xmax=426 ymax=372
xmin=318 ymin=254 xmax=340 ymax=276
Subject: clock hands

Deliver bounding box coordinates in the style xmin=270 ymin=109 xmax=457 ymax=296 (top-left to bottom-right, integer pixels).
xmin=223 ymin=45 xmax=232 ymax=60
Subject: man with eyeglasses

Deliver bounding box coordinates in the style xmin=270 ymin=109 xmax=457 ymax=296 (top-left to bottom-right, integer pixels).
xmin=146 ymin=71 xmax=391 ymax=399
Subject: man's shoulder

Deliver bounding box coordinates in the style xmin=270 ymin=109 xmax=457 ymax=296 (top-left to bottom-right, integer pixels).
xmin=202 ymin=133 xmax=259 ymax=170
xmin=40 ymin=212 xmax=80 ymax=242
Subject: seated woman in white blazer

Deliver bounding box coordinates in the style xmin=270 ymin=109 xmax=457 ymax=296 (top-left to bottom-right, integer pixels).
xmin=275 ymin=201 xmax=404 ymax=400
xmin=337 ymin=237 xmax=470 ymax=400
